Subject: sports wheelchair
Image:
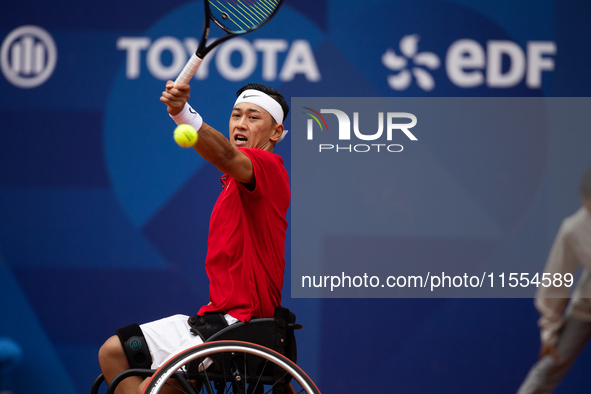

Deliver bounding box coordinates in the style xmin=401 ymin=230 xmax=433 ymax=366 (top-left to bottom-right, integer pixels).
xmin=91 ymin=311 xmax=320 ymax=394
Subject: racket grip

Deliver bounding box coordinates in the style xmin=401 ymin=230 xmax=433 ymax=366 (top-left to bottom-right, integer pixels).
xmin=174 ymin=54 xmax=203 ymax=86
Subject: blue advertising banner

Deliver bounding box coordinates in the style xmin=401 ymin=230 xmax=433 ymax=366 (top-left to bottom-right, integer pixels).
xmin=2 ymin=0 xmax=591 ymax=393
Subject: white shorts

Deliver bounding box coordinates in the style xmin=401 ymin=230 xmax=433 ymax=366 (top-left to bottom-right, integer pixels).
xmin=139 ymin=314 xmax=238 ymax=369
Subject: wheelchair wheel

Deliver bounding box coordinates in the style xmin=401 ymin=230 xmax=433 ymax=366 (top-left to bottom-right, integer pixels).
xmin=142 ymin=340 xmax=320 ymax=394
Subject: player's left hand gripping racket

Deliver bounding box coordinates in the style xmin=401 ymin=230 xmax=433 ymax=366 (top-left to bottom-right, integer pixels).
xmin=175 ymin=0 xmax=284 ymax=85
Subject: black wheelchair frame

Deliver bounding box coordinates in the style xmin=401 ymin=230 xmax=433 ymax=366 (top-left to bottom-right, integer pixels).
xmin=91 ymin=318 xmax=320 ymax=394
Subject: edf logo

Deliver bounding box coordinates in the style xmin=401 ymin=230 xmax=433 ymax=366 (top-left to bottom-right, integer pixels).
xmin=1 ymin=25 xmax=58 ymax=88
xmin=382 ymin=34 xmax=556 ymax=91
xmin=304 ymin=108 xmax=417 ymax=153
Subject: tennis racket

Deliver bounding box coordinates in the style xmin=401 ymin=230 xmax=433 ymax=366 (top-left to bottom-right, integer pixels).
xmin=175 ymin=0 xmax=284 ymax=85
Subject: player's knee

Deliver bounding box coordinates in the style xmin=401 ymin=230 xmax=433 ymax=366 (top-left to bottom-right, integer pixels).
xmin=99 ymin=335 xmax=127 ymax=368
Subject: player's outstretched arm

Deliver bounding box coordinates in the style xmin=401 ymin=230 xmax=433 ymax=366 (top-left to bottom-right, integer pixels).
xmin=193 ymin=122 xmax=255 ymax=185
xmin=160 ymin=81 xmax=255 ymax=185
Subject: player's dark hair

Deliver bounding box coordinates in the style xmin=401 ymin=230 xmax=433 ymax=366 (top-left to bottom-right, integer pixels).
xmin=580 ymin=167 xmax=591 ymax=198
xmin=236 ymin=83 xmax=289 ymax=122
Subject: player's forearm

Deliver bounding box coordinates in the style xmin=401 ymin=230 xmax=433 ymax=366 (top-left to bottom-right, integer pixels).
xmin=193 ymin=122 xmax=237 ymax=165
xmin=193 ymin=123 xmax=254 ymax=183
xmin=169 ymin=102 xmax=253 ymax=182
xmin=168 ymin=102 xmax=231 ymax=160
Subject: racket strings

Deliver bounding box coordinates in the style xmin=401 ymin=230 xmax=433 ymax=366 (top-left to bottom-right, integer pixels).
xmin=209 ymin=0 xmax=280 ymax=32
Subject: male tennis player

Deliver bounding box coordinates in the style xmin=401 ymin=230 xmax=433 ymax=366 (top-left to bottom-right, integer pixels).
xmin=98 ymin=81 xmax=290 ymax=394
xmin=517 ymin=167 xmax=591 ymax=394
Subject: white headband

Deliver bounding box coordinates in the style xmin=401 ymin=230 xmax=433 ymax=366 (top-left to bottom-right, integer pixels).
xmin=235 ymin=89 xmax=289 ymax=142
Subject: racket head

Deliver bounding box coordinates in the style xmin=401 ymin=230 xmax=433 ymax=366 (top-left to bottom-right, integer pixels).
xmin=205 ymin=0 xmax=284 ymax=35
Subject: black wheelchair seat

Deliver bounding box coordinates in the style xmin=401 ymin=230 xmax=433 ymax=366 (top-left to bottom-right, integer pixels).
xmin=206 ymin=314 xmax=301 ymax=363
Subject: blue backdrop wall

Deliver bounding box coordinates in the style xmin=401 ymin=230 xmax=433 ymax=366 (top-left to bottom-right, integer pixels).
xmin=1 ymin=0 xmax=591 ymax=393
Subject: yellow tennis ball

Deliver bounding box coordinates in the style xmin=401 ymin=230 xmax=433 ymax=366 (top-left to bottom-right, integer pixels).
xmin=174 ymin=124 xmax=198 ymax=147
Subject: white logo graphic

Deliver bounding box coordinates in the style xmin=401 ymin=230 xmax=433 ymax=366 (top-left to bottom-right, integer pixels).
xmin=307 ymin=110 xmax=418 ymax=141
xmin=117 ymin=37 xmax=320 ymax=82
xmin=383 ymin=34 xmax=556 ymax=91
xmin=382 ymin=34 xmax=440 ymax=91
xmin=304 ymin=108 xmax=417 ymax=153
xmin=1 ymin=25 xmax=58 ymax=88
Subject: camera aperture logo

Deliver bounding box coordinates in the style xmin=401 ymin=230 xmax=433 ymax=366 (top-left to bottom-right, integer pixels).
xmin=303 ymin=107 xmax=418 ymax=153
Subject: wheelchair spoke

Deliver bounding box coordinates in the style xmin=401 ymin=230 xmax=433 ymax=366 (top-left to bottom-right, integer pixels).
xmin=142 ymin=342 xmax=319 ymax=394
xmin=181 ymin=366 xmax=205 ymax=394
xmin=164 ymin=381 xmax=187 ymax=394
xmin=221 ymin=353 xmax=229 ymax=394
xmin=260 ymin=370 xmax=289 ymax=394
xmin=197 ymin=356 xmax=216 ymax=394
xmin=250 ymin=359 xmax=268 ymax=394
